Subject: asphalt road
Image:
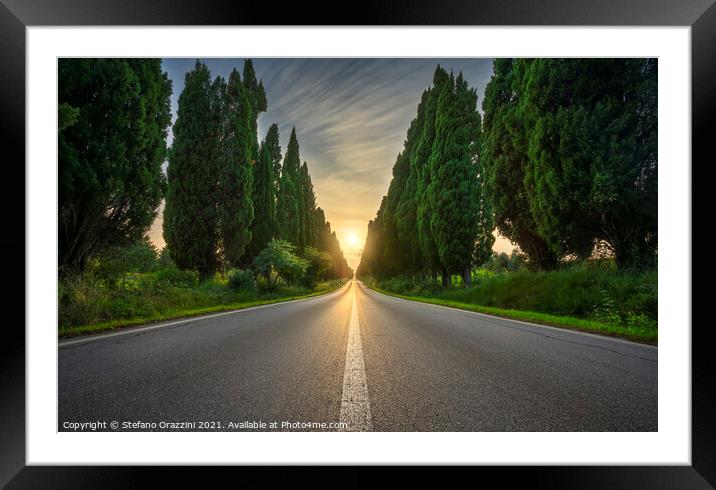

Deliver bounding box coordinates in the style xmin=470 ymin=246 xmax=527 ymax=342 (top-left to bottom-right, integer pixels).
xmin=58 ymin=280 xmax=657 ymax=432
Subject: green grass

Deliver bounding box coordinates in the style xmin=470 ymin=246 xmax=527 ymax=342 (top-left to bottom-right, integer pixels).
xmin=58 ymin=276 xmax=347 ymax=338
xmin=367 ymin=285 xmax=657 ymax=344
xmin=363 ymin=262 xmax=657 ymax=344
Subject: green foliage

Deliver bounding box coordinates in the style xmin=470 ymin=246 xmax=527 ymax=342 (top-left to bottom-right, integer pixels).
xmin=375 ymin=261 xmax=657 ymax=329
xmin=302 ymin=246 xmax=333 ymax=287
xmin=163 ymin=61 xmax=223 ymax=278
xmin=481 ymin=59 xmax=559 ymax=270
xmin=395 ymin=90 xmax=429 ymax=271
xmin=155 ymin=268 xmax=200 ymax=287
xmin=522 ymin=59 xmax=657 ymax=268
xmin=362 ymin=59 xmax=657 ymax=286
xmin=58 ymin=264 xmax=346 ymax=334
xmin=58 ymin=58 xmax=172 ymax=274
xmin=264 ymin=123 xmax=283 ymax=198
xmin=219 ymin=68 xmax=254 ymax=267
xmin=276 ymin=128 xmax=302 ymax=245
xmin=58 ymin=102 xmax=80 ymax=132
xmin=483 ymin=250 xmax=525 ymax=273
xmin=242 ymin=59 xmax=267 ymax=161
xmin=227 ymin=268 xmax=258 ymax=293
xmin=89 ymin=237 xmax=158 ymax=281
xmin=156 ymin=247 xmax=175 ymax=270
xmin=271 ymin=127 xmax=352 ymax=278
xmin=246 ymin=131 xmax=277 ymax=261
xmin=253 ymin=239 xmax=309 ymax=291
xmin=428 ymin=72 xmax=493 ymax=282
xmin=358 ymin=65 xmax=493 ymax=284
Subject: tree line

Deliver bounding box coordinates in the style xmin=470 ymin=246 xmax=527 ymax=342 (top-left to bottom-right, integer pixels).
xmin=58 ymin=58 xmax=351 ymax=281
xmin=358 ymin=60 xmax=657 ymax=284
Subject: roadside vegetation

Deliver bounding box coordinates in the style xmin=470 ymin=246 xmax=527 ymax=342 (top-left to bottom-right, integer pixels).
xmin=357 ymin=60 xmax=657 ymax=343
xmin=58 ymin=59 xmax=352 ymax=337
xmin=59 ymin=238 xmax=347 ymax=337
xmin=363 ymin=254 xmax=657 ymax=343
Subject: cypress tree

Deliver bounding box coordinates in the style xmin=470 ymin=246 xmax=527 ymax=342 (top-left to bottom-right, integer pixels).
xmin=245 ymin=136 xmax=276 ymax=261
xmin=218 ymin=68 xmax=254 ymax=267
xmin=299 ymin=162 xmax=318 ymax=249
xmin=428 ymin=72 xmax=491 ymax=285
xmin=523 ymin=59 xmax=657 ymax=268
xmin=242 ymin=59 xmax=267 ymax=161
xmin=382 ymin=151 xmax=411 ymax=276
xmin=416 ymin=68 xmax=449 ymax=279
xmin=395 ymin=90 xmax=430 ymax=273
xmin=263 ymin=123 xmax=283 ymax=200
xmin=482 ymin=59 xmax=559 ymax=270
xmin=164 ymin=61 xmax=222 ymax=278
xmin=276 ymin=127 xmax=301 ymax=246
xmin=58 ymin=58 xmax=172 ymax=274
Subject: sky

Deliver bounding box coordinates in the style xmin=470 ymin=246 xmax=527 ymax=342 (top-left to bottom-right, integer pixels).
xmin=149 ymin=58 xmax=515 ymax=269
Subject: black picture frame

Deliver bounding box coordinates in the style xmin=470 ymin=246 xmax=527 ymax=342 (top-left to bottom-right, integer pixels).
xmin=2 ymin=0 xmax=713 ymax=487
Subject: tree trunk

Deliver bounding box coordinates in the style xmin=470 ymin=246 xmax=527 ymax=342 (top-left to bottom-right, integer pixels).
xmin=463 ymin=266 xmax=471 ymax=288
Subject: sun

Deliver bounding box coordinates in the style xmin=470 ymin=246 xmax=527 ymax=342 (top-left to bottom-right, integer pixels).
xmin=347 ymin=232 xmax=359 ymax=247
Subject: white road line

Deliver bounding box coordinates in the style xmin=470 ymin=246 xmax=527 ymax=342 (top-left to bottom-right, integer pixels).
xmin=338 ymin=284 xmax=373 ymax=432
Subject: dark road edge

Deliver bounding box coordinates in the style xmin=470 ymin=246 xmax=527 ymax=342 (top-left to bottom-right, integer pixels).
xmin=360 ymin=282 xmax=658 ymax=347
xmin=58 ymin=279 xmax=352 ymax=347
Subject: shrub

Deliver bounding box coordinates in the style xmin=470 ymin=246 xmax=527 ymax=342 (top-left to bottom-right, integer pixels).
xmin=58 ymin=273 xmax=109 ymax=327
xmin=377 ymin=261 xmax=657 ymax=329
xmin=155 ymin=268 xmax=199 ymax=287
xmin=254 ymin=240 xmax=309 ymax=291
xmin=302 ymin=246 xmax=333 ymax=288
xmin=227 ymin=268 xmax=257 ymax=293
xmin=89 ymin=238 xmax=159 ymax=281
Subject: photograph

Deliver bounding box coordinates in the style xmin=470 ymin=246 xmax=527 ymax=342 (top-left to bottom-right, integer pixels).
xmin=57 ymin=57 xmax=658 ymax=433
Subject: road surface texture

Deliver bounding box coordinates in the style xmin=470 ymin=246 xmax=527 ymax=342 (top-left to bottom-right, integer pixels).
xmin=59 ymin=280 xmax=657 ymax=431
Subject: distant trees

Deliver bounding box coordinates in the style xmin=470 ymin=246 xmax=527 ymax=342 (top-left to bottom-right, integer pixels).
xmin=358 ymin=66 xmax=493 ymax=284
xmin=359 ymin=60 xmax=657 ymax=285
xmin=276 ymin=127 xmax=302 ymax=247
xmin=58 ymin=59 xmax=172 ymax=274
xmin=164 ymin=60 xmax=352 ymax=281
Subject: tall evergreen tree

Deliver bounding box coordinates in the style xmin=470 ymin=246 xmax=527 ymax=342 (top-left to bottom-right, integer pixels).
xmin=58 ymin=58 xmax=172 ymax=274
xmin=263 ymin=123 xmax=283 ymax=197
xmin=523 ymin=59 xmax=657 ymax=268
xmin=276 ymin=127 xmax=301 ymax=245
xmin=245 ymin=137 xmax=276 ymax=261
xmin=164 ymin=61 xmax=222 ymax=278
xmin=357 ymin=198 xmax=388 ymax=278
xmin=242 ymin=59 xmax=268 ymax=161
xmin=395 ymin=90 xmax=430 ymax=272
xmin=358 ymin=65 xmax=494 ymax=284
xmin=428 ymin=72 xmax=491 ymax=285
xmin=482 ymin=59 xmax=559 ymax=270
xmin=218 ymin=68 xmax=254 ymax=267
xmin=299 ymin=162 xmax=318 ymax=249
xmin=416 ymin=68 xmax=449 ymax=278
xmin=382 ymin=151 xmax=411 ymax=276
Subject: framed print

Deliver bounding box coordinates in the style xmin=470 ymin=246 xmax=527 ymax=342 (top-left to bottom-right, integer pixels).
xmin=3 ymin=0 xmax=714 ymax=487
